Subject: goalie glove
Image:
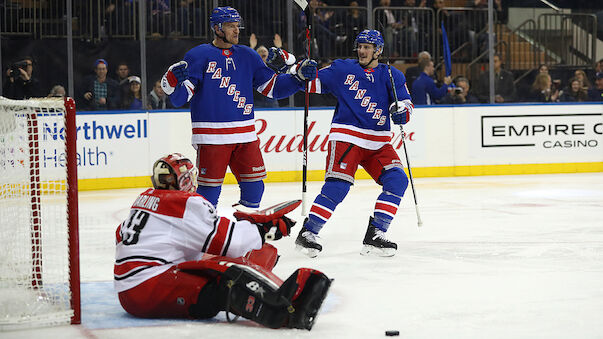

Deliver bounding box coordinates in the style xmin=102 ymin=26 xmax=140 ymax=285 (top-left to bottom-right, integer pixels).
xmin=266 ymin=47 xmax=296 ymax=73
xmin=389 ymin=99 xmax=414 ymax=125
xmin=161 ymin=61 xmax=189 ymax=95
xmin=233 ymin=200 xmax=301 ymax=242
xmin=291 ymin=59 xmax=318 ymax=82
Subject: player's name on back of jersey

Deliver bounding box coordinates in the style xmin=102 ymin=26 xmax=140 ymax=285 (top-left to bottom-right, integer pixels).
xmin=132 ymin=194 xmax=160 ymax=211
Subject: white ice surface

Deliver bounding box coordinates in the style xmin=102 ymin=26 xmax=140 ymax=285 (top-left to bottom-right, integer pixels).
xmin=3 ymin=173 xmax=603 ymax=339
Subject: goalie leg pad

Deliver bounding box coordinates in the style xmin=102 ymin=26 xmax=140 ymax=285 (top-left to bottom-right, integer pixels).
xmin=217 ymin=264 xmax=294 ymax=329
xmin=217 ymin=265 xmax=332 ymax=330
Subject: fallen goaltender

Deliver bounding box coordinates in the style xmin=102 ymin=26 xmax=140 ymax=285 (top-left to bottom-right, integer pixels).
xmin=114 ymin=153 xmax=332 ymax=330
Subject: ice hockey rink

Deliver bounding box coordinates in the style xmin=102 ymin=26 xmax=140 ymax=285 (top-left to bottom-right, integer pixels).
xmin=4 ymin=172 xmax=603 ymax=339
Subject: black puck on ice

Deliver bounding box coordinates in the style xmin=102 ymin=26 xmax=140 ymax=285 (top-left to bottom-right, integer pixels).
xmin=385 ymin=330 xmax=400 ymax=336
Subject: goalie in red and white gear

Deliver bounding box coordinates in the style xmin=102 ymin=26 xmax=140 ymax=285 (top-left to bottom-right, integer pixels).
xmin=115 ymin=153 xmax=332 ymax=330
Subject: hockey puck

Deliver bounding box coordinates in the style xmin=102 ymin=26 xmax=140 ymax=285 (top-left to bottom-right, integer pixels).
xmin=385 ymin=330 xmax=400 ymax=336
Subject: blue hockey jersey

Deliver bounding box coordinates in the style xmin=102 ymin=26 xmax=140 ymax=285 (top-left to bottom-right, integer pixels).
xmin=168 ymin=43 xmax=303 ymax=145
xmin=309 ymin=59 xmax=412 ymax=150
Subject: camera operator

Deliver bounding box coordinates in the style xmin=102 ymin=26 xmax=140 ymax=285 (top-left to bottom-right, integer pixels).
xmin=441 ymin=77 xmax=479 ymax=104
xmin=2 ymin=56 xmax=42 ymax=99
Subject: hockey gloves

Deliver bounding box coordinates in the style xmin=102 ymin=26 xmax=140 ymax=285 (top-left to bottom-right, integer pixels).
xmin=257 ymin=216 xmax=296 ymax=242
xmin=161 ymin=61 xmax=189 ymax=95
xmin=389 ymin=99 xmax=414 ymax=125
xmin=236 ymin=213 xmax=296 ymax=242
xmin=293 ymin=59 xmax=318 ymax=82
xmin=266 ymin=47 xmax=296 ymax=74
xmin=233 ymin=200 xmax=301 ymax=242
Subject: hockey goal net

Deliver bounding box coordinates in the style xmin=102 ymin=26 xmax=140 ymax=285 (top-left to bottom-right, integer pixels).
xmin=0 ymin=97 xmax=80 ymax=330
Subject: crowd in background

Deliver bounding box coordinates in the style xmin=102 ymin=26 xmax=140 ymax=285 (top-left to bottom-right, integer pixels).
xmin=2 ymin=0 xmax=603 ymax=109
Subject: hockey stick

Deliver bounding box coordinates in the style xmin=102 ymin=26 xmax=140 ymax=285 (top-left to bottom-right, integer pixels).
xmin=374 ymin=19 xmax=422 ymax=227
xmin=294 ymin=0 xmax=311 ymax=216
xmin=385 ymin=58 xmax=423 ymax=228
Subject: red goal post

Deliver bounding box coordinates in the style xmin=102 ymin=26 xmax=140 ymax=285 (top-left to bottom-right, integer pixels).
xmin=0 ymin=96 xmax=80 ymax=329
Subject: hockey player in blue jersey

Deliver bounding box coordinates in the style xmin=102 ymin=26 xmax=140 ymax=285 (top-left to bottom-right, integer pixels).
xmin=161 ymin=6 xmax=317 ymax=209
xmin=294 ymin=29 xmax=414 ymax=258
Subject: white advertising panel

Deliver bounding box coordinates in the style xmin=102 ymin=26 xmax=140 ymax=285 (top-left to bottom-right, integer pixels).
xmin=46 ymin=103 xmax=601 ymax=187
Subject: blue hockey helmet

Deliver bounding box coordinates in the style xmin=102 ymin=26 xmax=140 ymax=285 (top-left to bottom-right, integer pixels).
xmin=210 ymin=7 xmax=243 ymax=31
xmin=354 ymin=30 xmax=384 ymax=54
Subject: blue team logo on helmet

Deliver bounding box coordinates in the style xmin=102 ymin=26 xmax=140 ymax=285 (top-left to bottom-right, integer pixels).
xmin=210 ymin=6 xmax=243 ymax=31
xmin=354 ymin=30 xmax=384 ymax=54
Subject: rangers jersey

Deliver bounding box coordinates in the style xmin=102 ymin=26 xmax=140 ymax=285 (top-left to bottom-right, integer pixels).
xmin=168 ymin=43 xmax=303 ymax=145
xmin=309 ymin=59 xmax=412 ymax=150
xmin=114 ymin=188 xmax=263 ymax=292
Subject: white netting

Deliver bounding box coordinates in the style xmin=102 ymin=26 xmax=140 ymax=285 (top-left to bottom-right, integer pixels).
xmin=0 ymin=97 xmax=74 ymax=330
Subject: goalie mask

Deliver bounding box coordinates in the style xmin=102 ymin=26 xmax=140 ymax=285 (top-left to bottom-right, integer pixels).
xmin=151 ymin=153 xmax=198 ymax=193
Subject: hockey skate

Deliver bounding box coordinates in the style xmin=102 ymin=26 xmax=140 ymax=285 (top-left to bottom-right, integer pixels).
xmin=360 ymin=217 xmax=397 ymax=257
xmin=295 ymin=221 xmax=322 ymax=258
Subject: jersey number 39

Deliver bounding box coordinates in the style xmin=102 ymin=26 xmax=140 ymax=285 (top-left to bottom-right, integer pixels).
xmin=121 ymin=210 xmax=150 ymax=245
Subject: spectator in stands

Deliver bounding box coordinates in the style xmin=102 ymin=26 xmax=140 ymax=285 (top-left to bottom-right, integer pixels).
xmin=411 ymin=58 xmax=452 ymax=105
xmin=587 ymin=72 xmax=603 ymax=101
xmin=475 ymin=54 xmax=517 ymax=103
xmin=573 ymin=69 xmax=591 ymax=90
xmin=48 ymin=85 xmax=66 ymax=98
xmin=379 ymin=0 xmax=404 ymax=57
xmin=104 ymin=0 xmax=134 ymax=37
xmin=538 ymin=63 xmax=549 ymax=74
xmin=175 ymin=0 xmax=203 ymax=36
xmin=404 ymin=51 xmax=431 ymax=89
xmin=311 ymin=0 xmax=347 ymax=58
xmin=122 ymin=76 xmax=143 ymax=110
xmin=441 ymin=77 xmax=479 ymax=104
xmin=82 ymin=59 xmax=121 ymax=111
xmin=434 ymin=0 xmax=469 ymax=54
xmin=343 ymin=1 xmax=367 ymax=53
xmin=149 ymin=0 xmax=171 ymax=37
xmin=559 ymin=77 xmax=588 ymax=102
xmin=2 ymin=56 xmax=41 ymax=99
xmin=465 ymin=0 xmax=507 ymax=57
xmin=115 ymin=62 xmax=131 ymax=99
xmin=528 ymin=73 xmax=559 ymax=103
xmin=147 ymin=80 xmax=173 ymax=109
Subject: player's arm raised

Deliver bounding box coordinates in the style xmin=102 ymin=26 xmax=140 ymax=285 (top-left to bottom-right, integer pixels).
xmin=161 ymin=60 xmax=196 ymax=107
xmin=255 ymin=48 xmax=318 ymax=99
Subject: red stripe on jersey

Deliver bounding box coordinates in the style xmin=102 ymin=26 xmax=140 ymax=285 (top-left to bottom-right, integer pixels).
xmin=131 ymin=189 xmax=191 ymax=218
xmin=310 ymin=79 xmax=317 ymax=93
xmin=329 ymin=127 xmax=392 ymax=142
xmin=114 ymin=260 xmax=163 ymax=276
xmin=206 ymin=217 xmax=231 ymax=255
xmin=192 ymin=125 xmax=255 ymax=135
xmin=375 ymin=202 xmax=398 ymax=215
xmin=115 ymin=224 xmax=122 ymax=244
xmin=260 ymin=74 xmax=277 ymax=96
xmin=310 ymin=204 xmax=332 ymax=219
